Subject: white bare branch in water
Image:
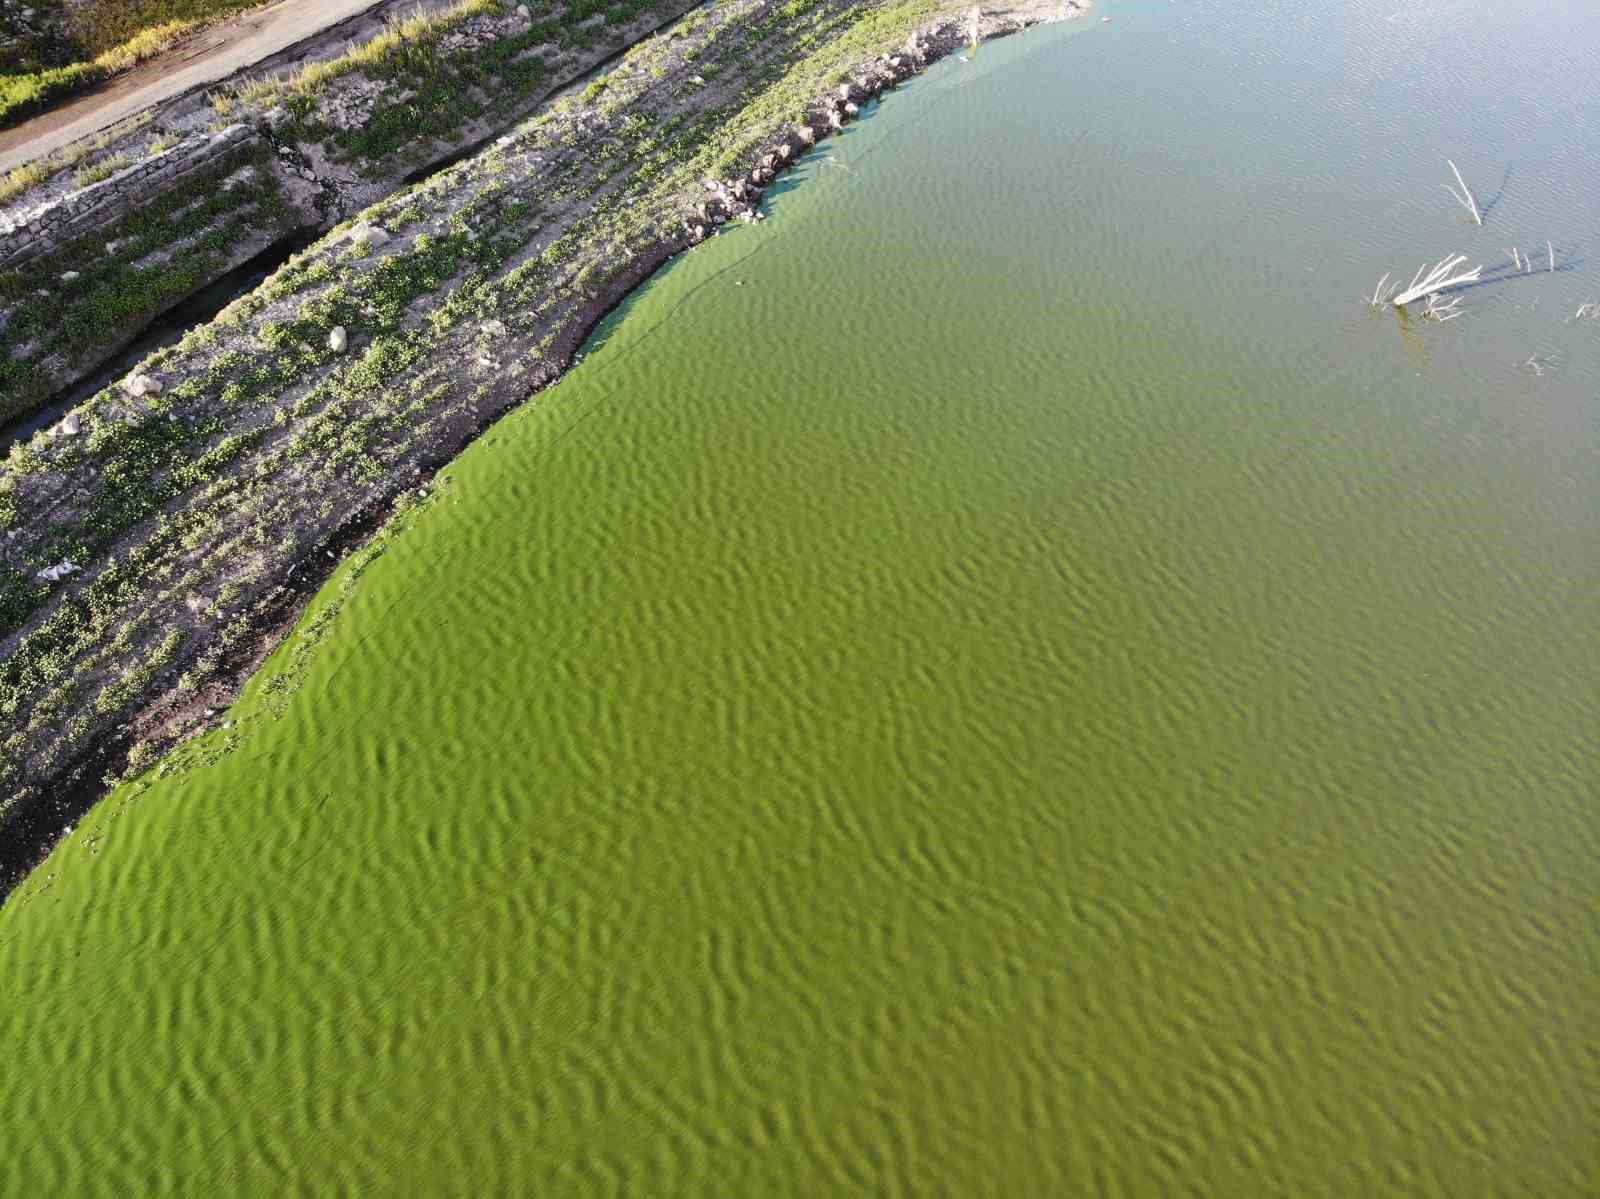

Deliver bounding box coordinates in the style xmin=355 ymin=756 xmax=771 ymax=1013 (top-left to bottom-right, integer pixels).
xmin=1368 ymin=272 xmax=1397 ymax=307
xmin=968 ymin=5 xmax=982 ymax=47
xmin=1423 ymin=292 xmax=1464 ymax=322
xmin=1505 ymin=247 xmax=1525 ymax=273
xmin=1547 ymin=241 xmax=1555 ymax=273
xmin=1443 ymin=159 xmax=1482 ymax=224
xmin=1573 ymin=298 xmax=1598 ymax=321
xmin=1390 ymin=253 xmax=1483 ymax=308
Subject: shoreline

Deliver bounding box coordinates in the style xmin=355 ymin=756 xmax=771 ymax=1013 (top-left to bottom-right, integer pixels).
xmin=0 ymin=0 xmax=1092 ymax=901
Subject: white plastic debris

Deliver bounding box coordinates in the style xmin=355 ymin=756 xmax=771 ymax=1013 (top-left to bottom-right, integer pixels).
xmin=37 ymin=562 xmax=80 ymax=583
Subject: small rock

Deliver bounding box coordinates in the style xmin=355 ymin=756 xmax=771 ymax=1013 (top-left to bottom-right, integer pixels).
xmin=480 ymin=319 xmax=508 ymax=338
xmin=798 ymin=126 xmax=815 ymax=144
xmin=844 ymin=102 xmax=860 ymax=117
xmin=59 ymin=270 xmax=79 ymax=283
xmin=328 ymin=325 xmax=348 ymax=353
xmin=122 ymin=373 xmax=163 ymax=398
xmin=348 ymin=224 xmax=391 ymax=248
xmin=56 ymin=411 xmax=81 ymax=436
xmin=37 ymin=561 xmax=80 ymax=583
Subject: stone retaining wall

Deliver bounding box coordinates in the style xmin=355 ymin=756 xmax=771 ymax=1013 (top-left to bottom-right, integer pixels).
xmin=0 ymin=123 xmax=263 ymax=272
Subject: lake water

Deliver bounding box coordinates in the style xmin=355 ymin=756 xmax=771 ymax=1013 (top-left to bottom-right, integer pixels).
xmin=2 ymin=0 xmax=1596 ymax=1193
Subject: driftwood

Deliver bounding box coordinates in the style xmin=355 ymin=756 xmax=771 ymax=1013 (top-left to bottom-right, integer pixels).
xmin=1443 ymin=160 xmax=1481 ymax=225
xmin=1422 ymin=293 xmax=1464 ymax=322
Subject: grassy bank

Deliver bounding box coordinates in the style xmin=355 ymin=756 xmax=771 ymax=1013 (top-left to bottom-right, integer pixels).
xmin=0 ymin=142 xmax=297 ymax=424
xmin=217 ymin=0 xmax=688 ymax=174
xmin=0 ymin=1 xmax=272 ymax=129
xmin=3 ymin=0 xmax=701 ymax=418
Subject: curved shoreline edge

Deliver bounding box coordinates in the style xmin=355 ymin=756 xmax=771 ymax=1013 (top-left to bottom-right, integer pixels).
xmin=0 ymin=0 xmax=1092 ymax=901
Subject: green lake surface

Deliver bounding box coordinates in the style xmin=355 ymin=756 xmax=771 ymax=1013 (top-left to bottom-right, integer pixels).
xmin=4 ymin=0 xmax=1598 ymax=1193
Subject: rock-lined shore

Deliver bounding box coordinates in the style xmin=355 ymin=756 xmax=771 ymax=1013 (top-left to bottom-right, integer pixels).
xmin=0 ymin=0 xmax=1090 ymax=895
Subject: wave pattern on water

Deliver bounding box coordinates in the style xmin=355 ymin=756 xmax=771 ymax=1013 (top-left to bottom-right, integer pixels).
xmin=3 ymin=1 xmax=1599 ymax=1195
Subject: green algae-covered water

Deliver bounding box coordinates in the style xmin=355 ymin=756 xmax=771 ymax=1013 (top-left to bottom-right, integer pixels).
xmin=4 ymin=0 xmax=1598 ymax=1193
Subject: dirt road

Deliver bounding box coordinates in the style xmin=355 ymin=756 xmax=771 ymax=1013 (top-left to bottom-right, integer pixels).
xmin=0 ymin=0 xmax=390 ymax=174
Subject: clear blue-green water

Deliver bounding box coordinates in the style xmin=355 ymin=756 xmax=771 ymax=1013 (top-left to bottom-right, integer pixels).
xmin=2 ymin=0 xmax=1597 ymax=1193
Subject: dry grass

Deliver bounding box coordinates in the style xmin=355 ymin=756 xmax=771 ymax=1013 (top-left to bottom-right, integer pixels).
xmin=227 ymin=0 xmax=504 ymax=109
xmin=0 ymin=110 xmax=154 ymax=205
xmin=0 ymin=2 xmax=281 ymax=128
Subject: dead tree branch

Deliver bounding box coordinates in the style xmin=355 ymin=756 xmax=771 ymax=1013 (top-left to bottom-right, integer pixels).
xmin=1443 ymin=160 xmax=1482 ymax=225
xmin=1390 ymin=253 xmax=1483 ymax=308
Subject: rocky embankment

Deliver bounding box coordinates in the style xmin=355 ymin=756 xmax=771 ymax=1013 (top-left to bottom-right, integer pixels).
xmin=0 ymin=0 xmax=704 ymax=425
xmin=0 ymin=0 xmax=1089 ymax=891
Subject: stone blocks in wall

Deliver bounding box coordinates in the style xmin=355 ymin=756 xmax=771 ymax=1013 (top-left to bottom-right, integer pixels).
xmin=0 ymin=124 xmax=261 ymax=273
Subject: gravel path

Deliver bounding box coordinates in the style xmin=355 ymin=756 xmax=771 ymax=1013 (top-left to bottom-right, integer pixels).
xmin=0 ymin=0 xmax=391 ymax=174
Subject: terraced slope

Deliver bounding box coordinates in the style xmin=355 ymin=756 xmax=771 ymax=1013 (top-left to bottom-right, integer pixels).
xmin=1 ymin=0 xmax=703 ymax=420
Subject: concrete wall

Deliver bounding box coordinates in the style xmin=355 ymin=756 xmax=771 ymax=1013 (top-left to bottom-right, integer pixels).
xmin=0 ymin=123 xmax=262 ymax=272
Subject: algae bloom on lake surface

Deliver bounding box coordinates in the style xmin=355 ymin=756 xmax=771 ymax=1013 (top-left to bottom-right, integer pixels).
xmin=3 ymin=0 xmax=1598 ymax=1194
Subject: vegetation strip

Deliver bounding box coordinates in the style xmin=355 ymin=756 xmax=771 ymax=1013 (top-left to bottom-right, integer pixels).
xmin=2 ymin=0 xmax=702 ymax=427
xmin=0 ymin=0 xmax=296 ymax=130
xmin=0 ymin=0 xmax=1086 ymax=892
